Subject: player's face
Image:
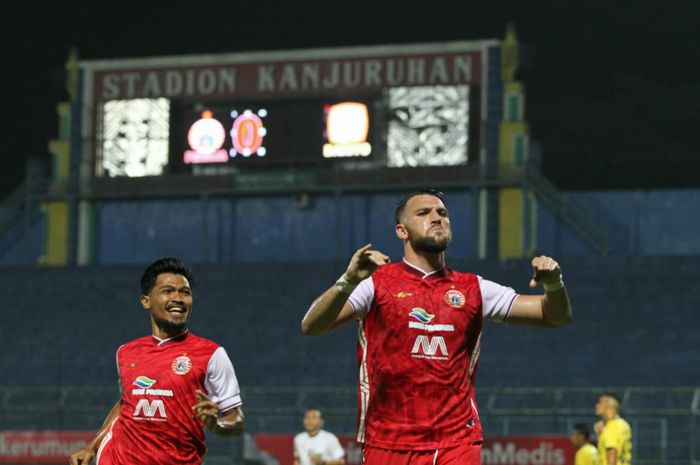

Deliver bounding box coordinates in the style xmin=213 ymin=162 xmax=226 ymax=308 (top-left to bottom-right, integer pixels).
xmin=569 ymin=431 xmax=584 ymax=448
xmin=303 ymin=409 xmax=323 ymax=434
xmin=141 ymin=273 xmax=193 ymax=335
xmin=595 ymin=396 xmax=609 ymax=416
xmin=396 ymin=194 xmax=452 ymax=253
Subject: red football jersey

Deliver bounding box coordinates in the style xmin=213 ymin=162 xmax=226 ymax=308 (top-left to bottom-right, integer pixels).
xmin=348 ymin=261 xmax=517 ymax=450
xmin=96 ymin=331 xmax=241 ymax=465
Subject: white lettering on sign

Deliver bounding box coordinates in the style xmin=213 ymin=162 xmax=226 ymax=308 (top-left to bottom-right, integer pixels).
xmin=481 ymin=441 xmax=565 ymax=465
xmin=100 ymin=68 xmax=237 ymax=100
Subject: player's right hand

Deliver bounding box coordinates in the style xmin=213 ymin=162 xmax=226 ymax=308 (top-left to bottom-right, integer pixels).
xmin=593 ymin=420 xmax=604 ymax=435
xmin=343 ymin=244 xmax=390 ymax=283
xmin=69 ymin=447 xmax=95 ymax=465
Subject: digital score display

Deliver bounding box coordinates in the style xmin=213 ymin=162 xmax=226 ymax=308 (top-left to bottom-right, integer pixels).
xmin=169 ymin=97 xmax=378 ymax=171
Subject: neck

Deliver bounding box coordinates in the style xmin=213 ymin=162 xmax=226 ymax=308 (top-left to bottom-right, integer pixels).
xmin=307 ymin=428 xmax=320 ymax=436
xmin=603 ymin=411 xmax=619 ymax=422
xmin=404 ymin=248 xmax=445 ymax=273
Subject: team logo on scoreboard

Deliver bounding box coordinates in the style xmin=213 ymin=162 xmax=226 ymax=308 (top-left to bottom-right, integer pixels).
xmin=184 ymin=110 xmax=228 ymax=164
xmin=323 ymin=102 xmax=372 ymax=158
xmin=172 ymin=356 xmax=192 ymax=375
xmin=444 ymin=289 xmax=465 ymax=308
xmin=230 ymin=109 xmax=267 ymax=157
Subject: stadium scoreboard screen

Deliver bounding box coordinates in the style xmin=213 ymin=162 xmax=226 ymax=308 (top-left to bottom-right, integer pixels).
xmin=84 ymin=42 xmax=489 ymax=182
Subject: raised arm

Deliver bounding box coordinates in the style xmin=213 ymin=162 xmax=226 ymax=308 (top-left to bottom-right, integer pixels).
xmin=69 ymin=400 xmax=121 ymax=465
xmin=301 ymin=244 xmax=389 ymax=336
xmin=505 ymin=255 xmax=572 ymax=328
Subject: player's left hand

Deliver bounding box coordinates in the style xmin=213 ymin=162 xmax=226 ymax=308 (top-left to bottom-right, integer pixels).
xmin=529 ymin=255 xmax=561 ymax=288
xmin=192 ymin=390 xmax=219 ymax=428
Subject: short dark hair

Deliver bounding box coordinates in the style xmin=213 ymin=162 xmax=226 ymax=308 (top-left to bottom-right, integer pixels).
xmin=572 ymin=423 xmax=590 ymax=440
xmin=394 ymin=189 xmax=446 ymax=225
xmin=601 ymin=392 xmax=622 ymax=406
xmin=305 ymin=406 xmax=323 ymax=417
xmin=140 ymin=257 xmax=194 ymax=295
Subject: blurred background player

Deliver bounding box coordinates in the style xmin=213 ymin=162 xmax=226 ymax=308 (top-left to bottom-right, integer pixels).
xmin=570 ymin=423 xmax=600 ymax=465
xmin=69 ymin=257 xmax=244 ymax=465
xmin=301 ymin=189 xmax=572 ymax=464
xmin=293 ymin=407 xmax=346 ymax=465
xmin=594 ymin=393 xmax=633 ymax=465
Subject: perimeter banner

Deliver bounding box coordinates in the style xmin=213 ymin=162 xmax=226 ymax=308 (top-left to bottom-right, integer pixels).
xmin=252 ymin=434 xmax=575 ymax=465
xmin=0 ymin=431 xmax=92 ymax=464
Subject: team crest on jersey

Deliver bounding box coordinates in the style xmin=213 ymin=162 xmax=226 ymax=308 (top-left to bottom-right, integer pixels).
xmin=172 ymin=356 xmax=192 ymax=375
xmin=444 ymin=289 xmax=465 ymax=308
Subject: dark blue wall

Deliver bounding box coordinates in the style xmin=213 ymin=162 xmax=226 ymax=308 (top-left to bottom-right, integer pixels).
xmin=2 ymin=257 xmax=698 ymax=390
xmin=95 ymin=191 xmax=478 ymax=265
xmin=2 ymin=189 xmax=700 ymax=266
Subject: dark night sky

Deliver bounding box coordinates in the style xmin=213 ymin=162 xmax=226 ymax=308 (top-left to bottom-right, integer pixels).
xmin=2 ymin=0 xmax=700 ymax=197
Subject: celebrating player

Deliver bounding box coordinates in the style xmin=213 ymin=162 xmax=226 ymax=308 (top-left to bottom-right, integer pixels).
xmin=69 ymin=258 xmax=244 ymax=465
xmin=301 ymin=189 xmax=572 ymax=464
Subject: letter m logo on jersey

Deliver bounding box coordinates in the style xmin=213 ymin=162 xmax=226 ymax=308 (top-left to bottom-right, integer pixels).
xmin=411 ymin=335 xmax=449 ymax=359
xmin=133 ymin=399 xmax=167 ymax=420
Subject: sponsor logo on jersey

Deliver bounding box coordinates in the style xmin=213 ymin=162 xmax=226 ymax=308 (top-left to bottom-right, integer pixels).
xmin=409 ymin=308 xmax=435 ymax=323
xmin=133 ymin=398 xmax=167 ymax=421
xmin=394 ymin=292 xmax=413 ymax=298
xmin=131 ymin=376 xmax=174 ymax=396
xmin=172 ymin=355 xmax=192 ymax=375
xmin=408 ymin=321 xmax=455 ymax=332
xmin=133 ymin=376 xmax=156 ymax=389
xmin=411 ymin=335 xmax=449 ymax=360
xmin=444 ymin=289 xmax=466 ymax=308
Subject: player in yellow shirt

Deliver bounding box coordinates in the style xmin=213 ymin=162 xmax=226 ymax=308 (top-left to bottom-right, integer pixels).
xmin=570 ymin=423 xmax=600 ymax=465
xmin=595 ymin=393 xmax=632 ymax=465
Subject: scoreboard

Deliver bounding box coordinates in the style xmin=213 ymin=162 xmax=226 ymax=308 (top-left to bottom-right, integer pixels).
xmin=81 ymin=41 xmax=495 ymax=186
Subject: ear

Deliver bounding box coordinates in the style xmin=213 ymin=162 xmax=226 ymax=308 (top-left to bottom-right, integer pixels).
xmin=395 ymin=223 xmax=408 ymax=241
xmin=140 ymin=294 xmax=150 ymax=310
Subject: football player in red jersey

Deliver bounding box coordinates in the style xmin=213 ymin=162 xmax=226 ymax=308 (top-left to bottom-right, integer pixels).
xmin=70 ymin=258 xmax=244 ymax=465
xmin=302 ymin=189 xmax=571 ymax=465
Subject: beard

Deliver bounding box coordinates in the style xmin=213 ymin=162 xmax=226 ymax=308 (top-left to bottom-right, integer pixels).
xmin=153 ymin=315 xmax=187 ymax=334
xmin=412 ymin=234 xmax=451 ymax=253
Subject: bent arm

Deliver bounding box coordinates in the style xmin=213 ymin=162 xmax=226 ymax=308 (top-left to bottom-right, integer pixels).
xmin=302 ymin=244 xmax=388 ymax=336
xmin=301 ymin=287 xmax=356 ymax=336
xmin=211 ymin=406 xmax=245 ymax=437
xmin=505 ymin=255 xmax=572 ymax=328
xmin=506 ymin=286 xmax=572 ymax=328
xmin=69 ymin=400 xmax=121 ymax=465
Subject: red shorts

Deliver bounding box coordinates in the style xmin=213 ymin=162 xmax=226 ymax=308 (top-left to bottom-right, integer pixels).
xmin=363 ymin=442 xmax=482 ymax=465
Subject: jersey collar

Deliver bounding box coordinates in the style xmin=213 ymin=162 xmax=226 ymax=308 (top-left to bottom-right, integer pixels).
xmin=401 ymin=258 xmax=448 ymax=279
xmin=152 ymin=329 xmax=189 ymax=346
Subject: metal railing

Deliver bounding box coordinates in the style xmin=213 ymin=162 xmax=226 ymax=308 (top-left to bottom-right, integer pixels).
xmin=0 ymin=386 xmax=697 ymax=464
